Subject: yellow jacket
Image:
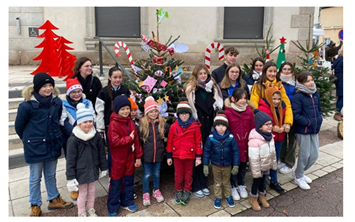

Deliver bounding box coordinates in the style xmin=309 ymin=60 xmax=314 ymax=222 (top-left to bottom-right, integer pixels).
xmin=250 ymin=79 xmax=293 ymax=126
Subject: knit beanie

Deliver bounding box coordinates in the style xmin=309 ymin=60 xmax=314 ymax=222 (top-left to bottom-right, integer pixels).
xmin=128 ymin=97 xmax=138 ymax=110
xmin=66 ymin=77 xmax=83 ymax=95
xmin=144 ymin=96 xmax=159 ymax=115
xmin=254 ymin=109 xmax=272 ymax=129
xmin=33 ymin=72 xmax=55 ymax=93
xmin=213 ymin=110 xmax=229 ymax=127
xmin=113 ymin=95 xmax=131 ymax=114
xmin=76 ymin=103 xmax=93 ymax=125
xmin=176 ymin=97 xmax=192 ymax=116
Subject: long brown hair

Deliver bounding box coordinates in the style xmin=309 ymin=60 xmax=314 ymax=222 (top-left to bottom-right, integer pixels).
xmin=139 ymin=115 xmax=166 ymax=143
xmin=73 ymin=57 xmax=92 ymax=76
xmin=107 ymin=66 xmax=123 ymax=112
xmin=184 ymin=64 xmax=216 ymax=95
xmin=253 ymin=61 xmax=278 ymax=98
xmin=220 ymin=63 xmax=246 ymax=90
xmin=248 ymin=57 xmax=265 ymax=78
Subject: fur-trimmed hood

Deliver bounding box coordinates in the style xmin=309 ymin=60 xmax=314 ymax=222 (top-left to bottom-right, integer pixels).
xmin=224 ymin=97 xmax=256 ymax=110
xmin=22 ymin=85 xmax=60 ymax=102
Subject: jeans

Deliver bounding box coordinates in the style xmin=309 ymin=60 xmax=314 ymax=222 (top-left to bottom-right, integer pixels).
xmin=336 ymin=96 xmax=343 ymax=113
xmin=142 ymin=162 xmax=162 ymax=194
xmin=251 ymin=175 xmax=267 ymax=196
xmin=230 ymin=162 xmax=247 ymax=187
xmin=267 ymin=142 xmax=281 ymax=184
xmin=280 ymin=125 xmax=297 ymax=168
xmin=29 ymin=159 xmax=59 ymax=206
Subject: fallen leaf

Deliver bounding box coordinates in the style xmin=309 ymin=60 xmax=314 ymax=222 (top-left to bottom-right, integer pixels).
xmin=283 ymin=209 xmax=289 ymax=215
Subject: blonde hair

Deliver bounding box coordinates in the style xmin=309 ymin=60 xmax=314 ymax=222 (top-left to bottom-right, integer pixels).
xmin=184 ymin=64 xmax=216 ymax=95
xmin=139 ymin=115 xmax=166 ymax=143
xmin=220 ymin=63 xmax=245 ymax=89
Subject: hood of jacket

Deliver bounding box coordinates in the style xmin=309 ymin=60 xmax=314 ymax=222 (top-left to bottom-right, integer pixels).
xmin=22 ymin=85 xmax=60 ymax=102
xmin=224 ymin=97 xmax=256 ymax=110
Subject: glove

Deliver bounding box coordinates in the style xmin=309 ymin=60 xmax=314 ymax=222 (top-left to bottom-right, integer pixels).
xmin=99 ymin=170 xmax=108 ymax=179
xmin=231 ymin=166 xmax=239 ymax=175
xmin=67 ymin=179 xmax=79 ymax=192
xmin=203 ymin=165 xmax=209 ymax=177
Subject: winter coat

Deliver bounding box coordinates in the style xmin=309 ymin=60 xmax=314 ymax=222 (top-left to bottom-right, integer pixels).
xmin=95 ymin=85 xmax=130 ymax=133
xmin=248 ymin=129 xmax=277 ymax=178
xmin=250 ymin=78 xmax=293 ymax=126
xmin=292 ymin=91 xmax=323 ymax=135
xmin=141 ymin=119 xmax=170 ymax=163
xmin=333 ymin=56 xmax=343 ymax=97
xmin=166 ymin=121 xmax=203 ymax=160
xmin=220 ymin=79 xmax=250 ymax=101
xmin=72 ymin=74 xmax=102 ymax=108
xmin=211 ymin=63 xmax=228 ymax=84
xmin=282 ymin=81 xmax=297 ymax=105
xmin=15 ymin=86 xmax=63 ymax=164
xmin=224 ymin=99 xmax=255 ymax=162
xmin=258 ymin=99 xmax=286 ymax=142
xmin=66 ymin=128 xmax=108 ymax=184
xmin=202 ymin=129 xmax=240 ymax=167
xmin=108 ymin=112 xmax=143 ymax=180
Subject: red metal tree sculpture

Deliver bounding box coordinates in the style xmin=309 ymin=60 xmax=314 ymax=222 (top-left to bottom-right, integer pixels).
xmin=56 ymin=36 xmax=77 ymax=80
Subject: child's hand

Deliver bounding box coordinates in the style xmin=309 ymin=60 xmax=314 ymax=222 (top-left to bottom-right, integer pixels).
xmin=100 ymin=132 xmax=105 ymax=139
xmin=195 ymin=159 xmax=201 ymax=166
xmin=273 ymin=125 xmax=280 ymax=132
xmin=283 ymin=124 xmax=291 ymax=133
xmin=130 ymin=130 xmax=135 ymax=140
xmin=279 ymin=126 xmax=285 ymax=133
xmin=134 ymin=159 xmax=141 ymax=167
xmin=167 ymin=158 xmax=173 ymax=166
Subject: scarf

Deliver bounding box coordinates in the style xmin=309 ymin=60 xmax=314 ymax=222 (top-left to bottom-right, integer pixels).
xmin=34 ymin=92 xmax=53 ymax=108
xmin=72 ymin=125 xmax=96 ymax=141
xmin=231 ymin=102 xmax=246 ymax=112
xmin=213 ymin=128 xmax=230 ymax=141
xmin=280 ymin=74 xmax=296 ymax=86
xmin=256 ymin=128 xmax=273 ymax=142
xmin=66 ymin=95 xmax=82 ymax=108
xmin=252 ymin=70 xmax=262 ymax=81
xmin=198 ymin=76 xmax=213 ymax=93
xmin=295 ymin=81 xmax=317 ymax=95
xmin=177 ymin=116 xmax=195 ymax=128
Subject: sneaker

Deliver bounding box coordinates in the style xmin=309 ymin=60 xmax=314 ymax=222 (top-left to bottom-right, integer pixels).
xmin=226 ymin=196 xmax=235 ymax=207
xmin=108 ymin=212 xmax=118 ymax=217
xmin=133 ymin=192 xmax=137 ymax=200
xmin=121 ymin=204 xmax=138 ymax=212
xmin=175 ymin=190 xmax=183 ymax=204
xmin=279 ymin=165 xmax=293 ymax=174
xmin=238 ymin=185 xmax=248 ymax=199
xmin=231 ymin=187 xmax=240 ymax=200
xmin=277 ymin=162 xmax=286 ymax=170
xmin=294 ymin=177 xmax=310 ymax=189
xmin=193 ymin=190 xmax=204 ymax=198
xmin=153 ymin=189 xmax=164 ymax=202
xmin=29 ymin=205 xmax=41 ymax=217
xmin=70 ymin=191 xmax=79 ymax=201
xmin=78 ymin=212 xmax=87 ymax=217
xmin=48 ymin=195 xmax=74 ymax=210
xmin=180 ymin=190 xmax=192 ymax=205
xmin=269 ymin=182 xmax=285 ymax=194
xmin=201 ymin=188 xmax=210 ymax=196
xmin=303 ymin=175 xmax=312 ymax=184
xmin=143 ymin=193 xmax=151 ymax=206
xmin=214 ymin=198 xmax=222 ymax=209
xmin=87 ymin=208 xmax=98 ymax=217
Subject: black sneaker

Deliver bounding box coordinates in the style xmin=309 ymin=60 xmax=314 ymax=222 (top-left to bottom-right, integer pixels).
xmin=175 ymin=190 xmax=183 ymax=204
xmin=269 ymin=182 xmax=285 ymax=194
xmin=180 ymin=190 xmax=191 ymax=205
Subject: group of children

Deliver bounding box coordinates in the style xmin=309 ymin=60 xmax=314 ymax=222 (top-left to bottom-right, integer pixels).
xmin=15 ymin=51 xmax=323 ymax=216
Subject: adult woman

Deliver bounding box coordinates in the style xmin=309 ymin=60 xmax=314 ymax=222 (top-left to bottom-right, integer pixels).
xmin=332 ymin=46 xmax=343 ymax=121
xmin=184 ymin=64 xmax=224 ymax=198
xmin=219 ymin=63 xmax=249 ymax=101
xmin=73 ymin=57 xmax=102 ymax=108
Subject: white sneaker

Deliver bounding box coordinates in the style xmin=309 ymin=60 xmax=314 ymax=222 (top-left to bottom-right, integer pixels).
xmin=294 ymin=177 xmax=310 ymax=190
xmin=277 ymin=162 xmax=286 ymax=170
xmin=231 ymin=187 xmax=240 ymax=200
xmin=237 ymin=185 xmax=248 ymax=199
xmin=87 ymin=208 xmax=98 ymax=217
xmin=279 ymin=165 xmax=293 ymax=174
xmin=303 ymin=175 xmax=312 ymax=184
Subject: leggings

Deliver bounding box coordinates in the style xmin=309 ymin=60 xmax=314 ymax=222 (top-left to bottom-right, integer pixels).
xmin=77 ymin=181 xmax=96 ymax=214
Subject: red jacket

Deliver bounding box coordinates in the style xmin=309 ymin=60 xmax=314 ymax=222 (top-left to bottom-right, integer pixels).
xmin=166 ymin=121 xmax=203 ymax=160
xmin=224 ymin=105 xmax=255 ymax=162
xmin=107 ymin=112 xmax=143 ymax=180
xmin=258 ymin=99 xmax=286 ymax=142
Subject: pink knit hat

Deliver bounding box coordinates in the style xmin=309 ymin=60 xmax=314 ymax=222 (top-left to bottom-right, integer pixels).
xmin=144 ymin=96 xmax=159 ymax=115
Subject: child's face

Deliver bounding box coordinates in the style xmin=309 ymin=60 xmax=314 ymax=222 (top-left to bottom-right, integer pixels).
xmin=109 ymin=70 xmax=123 ymax=87
xmin=197 ymin=69 xmax=208 ymax=82
xmin=225 ymin=52 xmax=237 ymax=65
xmin=130 ymin=109 xmax=138 ymax=119
xmin=303 ymin=75 xmax=315 ymax=89
xmin=38 ymin=83 xmax=53 ymax=97
xmin=272 ymin=93 xmax=281 ymax=107
xmin=118 ymin=105 xmax=131 ymax=118
xmin=69 ymin=89 xmax=83 ymax=102
xmin=228 ymin=67 xmax=240 ymax=82
xmin=147 ymin=109 xmax=159 ymax=120
xmin=79 ymin=120 xmax=93 ymax=134
xmin=254 ymin=61 xmax=264 ymax=73
xmin=215 ymin=124 xmax=227 ymax=135
xmin=260 ymin=120 xmax=273 ymax=133
xmin=266 ymin=66 xmax=277 ymax=82
xmin=232 ymin=94 xmax=247 ymax=107
xmin=281 ymin=65 xmax=293 ymax=76
xmin=178 ymin=113 xmax=190 ymax=122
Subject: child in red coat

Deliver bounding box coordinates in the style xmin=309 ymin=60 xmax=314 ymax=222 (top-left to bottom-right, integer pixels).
xmin=107 ymin=95 xmax=143 ymax=216
xmin=166 ymin=98 xmax=203 ymax=206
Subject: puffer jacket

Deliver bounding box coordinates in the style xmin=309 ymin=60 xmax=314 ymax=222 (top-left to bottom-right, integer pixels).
xmin=202 ymin=129 xmax=240 ymax=167
xmin=248 ymin=129 xmax=277 ymax=178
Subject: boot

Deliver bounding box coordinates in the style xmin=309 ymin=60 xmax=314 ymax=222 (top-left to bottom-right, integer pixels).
xmin=258 ymin=192 xmax=270 ymax=208
xmin=29 ymin=205 xmax=41 ymax=216
xmin=48 ymin=195 xmax=74 ymax=210
xmin=249 ymin=194 xmax=261 ymax=211
xmin=333 ymin=113 xmax=343 ymax=121
xmin=70 ymin=191 xmax=79 ymax=201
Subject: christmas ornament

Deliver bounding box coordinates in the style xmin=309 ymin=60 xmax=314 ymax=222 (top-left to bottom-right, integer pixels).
xmin=140 ymin=41 xmax=150 ymax=52
xmin=154 ymin=70 xmax=164 ymax=77
xmin=160 ymin=80 xmax=168 ymax=88
xmin=164 ymin=95 xmax=170 ymax=102
xmin=114 ymin=41 xmax=135 ymax=71
xmin=157 ymin=97 xmax=164 ymax=104
xmin=157 ymin=8 xmax=169 ymax=24
xmin=158 ymin=100 xmax=169 ymax=118
xmin=205 ymin=42 xmax=225 ymax=70
xmin=152 ymin=56 xmax=165 ymax=65
xmin=168 ymin=41 xmax=189 ymax=53
xmin=141 ymin=76 xmax=157 ymax=93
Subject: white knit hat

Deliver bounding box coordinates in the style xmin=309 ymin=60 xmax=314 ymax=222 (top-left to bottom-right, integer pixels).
xmin=76 ymin=103 xmax=93 ymax=125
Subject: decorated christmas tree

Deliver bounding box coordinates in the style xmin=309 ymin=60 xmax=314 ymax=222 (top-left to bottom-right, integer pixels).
xmin=125 ymin=9 xmax=187 ymax=123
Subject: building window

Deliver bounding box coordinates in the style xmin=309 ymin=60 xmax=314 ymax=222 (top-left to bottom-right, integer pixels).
xmin=223 ymin=7 xmax=264 ymax=39
xmin=95 ymin=7 xmax=140 ymax=37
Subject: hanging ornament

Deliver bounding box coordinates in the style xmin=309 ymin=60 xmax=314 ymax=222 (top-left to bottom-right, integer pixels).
xmin=152 ymin=56 xmax=165 ymax=65
xmin=157 ymin=97 xmax=164 ymax=105
xmin=154 ymin=70 xmax=164 ymax=77
xmin=140 ymin=41 xmax=150 ymax=52
xmin=164 ymin=95 xmax=170 ymax=102
xmin=158 ymin=100 xmax=169 ymax=118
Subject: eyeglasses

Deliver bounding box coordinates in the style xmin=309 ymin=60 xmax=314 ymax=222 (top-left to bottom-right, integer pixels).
xmin=179 ymin=113 xmax=190 ymax=116
xmin=83 ymin=65 xmax=93 ymax=68
xmin=70 ymin=90 xmax=82 ymax=95
xmin=263 ymin=123 xmax=273 ymax=127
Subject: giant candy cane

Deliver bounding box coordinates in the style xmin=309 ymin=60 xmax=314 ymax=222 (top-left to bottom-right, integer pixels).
xmin=114 ymin=41 xmax=135 ymax=72
xmin=204 ymin=42 xmax=225 ymax=70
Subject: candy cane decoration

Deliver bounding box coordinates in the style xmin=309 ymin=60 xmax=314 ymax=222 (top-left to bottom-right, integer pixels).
xmin=114 ymin=41 xmax=135 ymax=71
xmin=204 ymin=42 xmax=225 ymax=70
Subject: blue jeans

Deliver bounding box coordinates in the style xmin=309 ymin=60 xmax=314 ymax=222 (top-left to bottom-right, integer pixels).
xmin=336 ymin=96 xmax=343 ymax=113
xmin=142 ymin=162 xmax=161 ymax=194
xmin=267 ymin=142 xmax=282 ymax=184
xmin=29 ymin=159 xmax=59 ymax=206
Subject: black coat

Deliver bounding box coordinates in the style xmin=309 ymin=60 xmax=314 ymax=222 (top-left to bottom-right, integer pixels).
xmin=66 ymin=131 xmax=108 ymax=184
xmin=333 ymin=56 xmax=343 ymax=97
xmin=73 ymin=74 xmax=102 ymax=108
xmin=211 ymin=63 xmax=228 ymax=84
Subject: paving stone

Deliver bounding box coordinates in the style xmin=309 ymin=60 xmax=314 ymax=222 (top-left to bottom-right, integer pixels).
xmin=306 ymin=173 xmax=319 ymax=182
xmin=222 ymin=201 xmax=247 ymax=215
xmin=9 ymin=201 xmax=14 ymax=217
xmin=316 ymin=151 xmax=341 ymax=166
xmin=322 ymin=165 xmax=337 ymax=173
xmin=8 ymin=163 xmax=30 ymax=182
xmin=127 ymin=202 xmax=179 ymax=217
xmin=281 ymin=182 xmax=298 ymax=192
xmin=208 ymin=209 xmax=231 ymax=217
xmin=331 ymin=162 xmax=343 ymax=169
xmin=166 ymin=195 xmax=218 ymax=216
xmin=312 ymin=170 xmax=328 ymax=178
xmin=304 ymin=163 xmax=323 ymax=174
xmin=319 ymin=141 xmax=343 ymax=159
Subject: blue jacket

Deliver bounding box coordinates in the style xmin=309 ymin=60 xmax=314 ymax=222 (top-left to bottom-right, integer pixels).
xmin=282 ymin=81 xmax=297 ymax=104
xmin=332 ymin=56 xmax=343 ymax=97
xmin=203 ymin=129 xmax=240 ymax=167
xmin=292 ymin=90 xmax=323 ymax=134
xmin=15 ymin=86 xmax=63 ymax=164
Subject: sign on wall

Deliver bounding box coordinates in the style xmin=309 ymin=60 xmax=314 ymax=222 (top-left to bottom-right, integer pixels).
xmin=28 ymin=27 xmax=39 ymax=37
